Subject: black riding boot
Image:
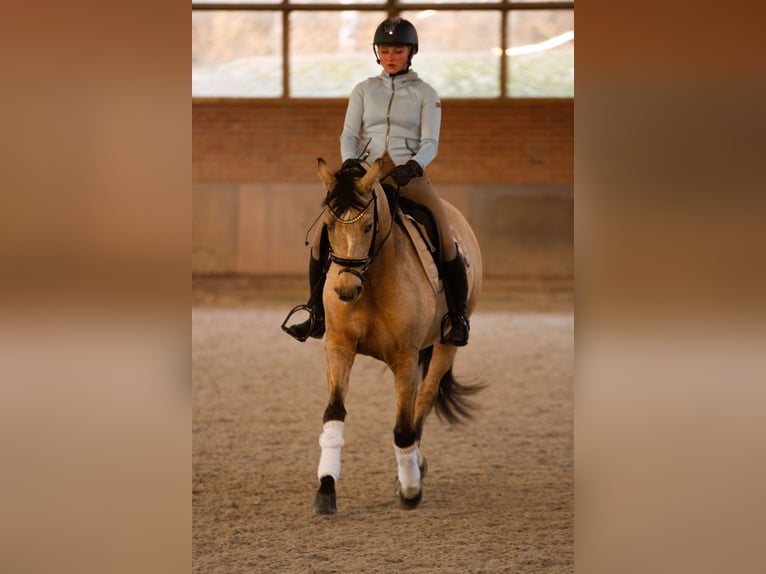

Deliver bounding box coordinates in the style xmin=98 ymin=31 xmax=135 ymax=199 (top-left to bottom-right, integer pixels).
xmin=282 ymin=256 xmax=326 ymax=342
xmin=440 ymin=251 xmax=470 ymax=346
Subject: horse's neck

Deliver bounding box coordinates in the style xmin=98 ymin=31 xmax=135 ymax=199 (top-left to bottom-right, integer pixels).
xmin=369 ymin=185 xmax=408 ymax=281
xmin=373 ymin=182 xmax=395 ymax=253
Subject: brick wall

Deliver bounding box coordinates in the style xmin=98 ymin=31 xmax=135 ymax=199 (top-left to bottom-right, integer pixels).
xmin=193 ymin=99 xmax=573 ymax=184
xmin=192 ymin=99 xmax=573 ymax=280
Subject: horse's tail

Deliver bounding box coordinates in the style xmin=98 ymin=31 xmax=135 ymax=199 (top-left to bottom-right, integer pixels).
xmin=418 ymin=346 xmax=485 ymax=425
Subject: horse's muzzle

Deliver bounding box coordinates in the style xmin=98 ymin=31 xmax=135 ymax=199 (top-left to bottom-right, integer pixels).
xmin=334 ymin=267 xmax=364 ymax=302
xmin=335 ymin=286 xmax=362 ymax=303
xmin=337 ymin=267 xmax=365 ymax=282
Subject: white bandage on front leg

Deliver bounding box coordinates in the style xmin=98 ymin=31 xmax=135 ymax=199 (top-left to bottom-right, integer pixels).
xmin=394 ymin=443 xmax=421 ymax=498
xmin=317 ymin=420 xmax=345 ymax=482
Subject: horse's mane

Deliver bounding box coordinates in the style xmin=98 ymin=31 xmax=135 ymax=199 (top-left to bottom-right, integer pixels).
xmin=323 ymin=166 xmax=370 ymax=214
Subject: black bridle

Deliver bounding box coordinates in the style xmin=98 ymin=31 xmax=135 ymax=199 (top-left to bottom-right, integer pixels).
xmin=325 ymin=186 xmax=395 ymax=282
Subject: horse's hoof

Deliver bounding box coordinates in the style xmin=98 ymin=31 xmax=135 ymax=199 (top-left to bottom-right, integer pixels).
xmin=313 ymin=476 xmax=337 ymax=515
xmin=313 ymin=493 xmax=337 ymax=515
xmin=400 ymin=491 xmax=422 ymax=509
xmin=392 ymin=478 xmax=423 ymax=509
xmin=397 ymin=483 xmax=423 ymax=509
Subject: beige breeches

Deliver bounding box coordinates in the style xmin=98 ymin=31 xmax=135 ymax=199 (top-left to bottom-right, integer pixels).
xmin=388 ymin=174 xmax=457 ymax=261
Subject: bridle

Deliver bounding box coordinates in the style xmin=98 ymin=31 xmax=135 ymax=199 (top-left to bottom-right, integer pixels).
xmin=325 ymin=184 xmax=395 ymax=282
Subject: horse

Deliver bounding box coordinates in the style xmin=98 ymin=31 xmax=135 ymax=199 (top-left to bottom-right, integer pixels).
xmin=311 ymin=157 xmax=483 ymax=514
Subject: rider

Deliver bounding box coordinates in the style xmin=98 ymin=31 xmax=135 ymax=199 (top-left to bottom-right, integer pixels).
xmin=283 ymin=16 xmax=470 ymax=346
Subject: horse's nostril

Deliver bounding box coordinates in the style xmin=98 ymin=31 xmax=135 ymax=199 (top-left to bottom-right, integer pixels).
xmin=334 ymin=285 xmax=363 ymax=303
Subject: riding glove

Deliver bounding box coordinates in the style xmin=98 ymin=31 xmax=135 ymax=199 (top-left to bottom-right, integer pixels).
xmin=388 ymin=160 xmax=423 ymax=187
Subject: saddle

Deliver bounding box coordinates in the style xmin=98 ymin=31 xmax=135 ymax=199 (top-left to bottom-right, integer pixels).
xmin=381 ymin=182 xmax=444 ymax=293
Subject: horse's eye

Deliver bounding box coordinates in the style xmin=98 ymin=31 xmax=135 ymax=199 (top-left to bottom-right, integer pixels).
xmin=364 ymin=223 xmax=373 ymax=233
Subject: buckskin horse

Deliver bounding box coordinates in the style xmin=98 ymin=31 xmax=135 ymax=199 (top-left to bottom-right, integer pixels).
xmin=308 ymin=157 xmax=483 ymax=514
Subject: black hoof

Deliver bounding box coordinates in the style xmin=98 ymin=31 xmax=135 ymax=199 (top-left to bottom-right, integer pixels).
xmin=399 ymin=488 xmax=422 ymax=509
xmin=313 ymin=493 xmax=337 ymax=515
xmin=394 ymin=481 xmax=422 ymax=509
xmin=313 ymin=475 xmax=337 ymax=515
xmin=392 ymin=478 xmax=423 ymax=509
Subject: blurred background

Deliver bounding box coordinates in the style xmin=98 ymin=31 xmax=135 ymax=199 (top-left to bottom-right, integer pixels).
xmin=3 ymin=2 xmax=766 ymax=573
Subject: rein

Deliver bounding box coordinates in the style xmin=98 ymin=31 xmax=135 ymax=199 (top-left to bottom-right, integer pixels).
xmin=326 ymin=184 xmax=397 ymax=280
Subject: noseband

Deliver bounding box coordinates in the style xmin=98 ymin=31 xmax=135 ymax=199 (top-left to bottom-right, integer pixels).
xmin=326 ymin=187 xmax=393 ymax=281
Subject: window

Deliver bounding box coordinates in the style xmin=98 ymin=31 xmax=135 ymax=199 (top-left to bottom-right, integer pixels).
xmin=289 ymin=10 xmax=387 ymax=97
xmin=508 ymin=8 xmax=574 ymax=97
xmin=192 ymin=10 xmax=283 ymax=97
xmin=191 ymin=1 xmax=574 ymax=98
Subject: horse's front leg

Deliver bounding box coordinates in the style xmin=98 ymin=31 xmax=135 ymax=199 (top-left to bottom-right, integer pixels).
xmin=392 ymin=353 xmax=426 ymax=508
xmin=313 ymin=343 xmax=355 ymax=515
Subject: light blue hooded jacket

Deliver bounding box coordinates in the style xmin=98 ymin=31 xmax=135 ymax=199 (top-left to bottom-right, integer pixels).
xmin=340 ymin=70 xmax=442 ymax=170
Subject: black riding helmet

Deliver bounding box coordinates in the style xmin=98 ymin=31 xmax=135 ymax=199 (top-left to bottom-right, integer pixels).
xmin=373 ymin=17 xmax=418 ymax=69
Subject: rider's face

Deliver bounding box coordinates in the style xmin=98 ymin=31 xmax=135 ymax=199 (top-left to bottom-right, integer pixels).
xmin=377 ymin=45 xmax=411 ymax=74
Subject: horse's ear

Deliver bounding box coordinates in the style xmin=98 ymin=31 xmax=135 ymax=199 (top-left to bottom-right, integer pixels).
xmin=317 ymin=157 xmax=336 ymax=192
xmin=358 ymin=157 xmax=384 ymax=193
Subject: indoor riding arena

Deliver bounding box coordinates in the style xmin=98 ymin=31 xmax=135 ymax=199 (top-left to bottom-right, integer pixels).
xmin=193 ymin=4 xmax=573 ymax=572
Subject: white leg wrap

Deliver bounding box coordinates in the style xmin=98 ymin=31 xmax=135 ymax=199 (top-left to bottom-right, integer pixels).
xmin=394 ymin=443 xmax=421 ymax=498
xmin=317 ymin=421 xmax=345 ymax=482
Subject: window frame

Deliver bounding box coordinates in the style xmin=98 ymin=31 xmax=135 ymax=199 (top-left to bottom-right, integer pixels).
xmin=191 ymin=1 xmax=574 ymax=100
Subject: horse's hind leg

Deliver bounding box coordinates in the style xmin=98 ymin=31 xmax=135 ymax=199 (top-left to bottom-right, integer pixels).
xmin=391 ymin=354 xmax=425 ymax=508
xmin=313 ymin=344 xmax=354 ymax=515
xmin=414 ymin=344 xmax=459 ymax=429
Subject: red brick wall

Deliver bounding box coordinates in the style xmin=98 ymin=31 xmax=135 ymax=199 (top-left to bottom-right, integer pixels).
xmin=192 ymin=99 xmax=573 ymax=185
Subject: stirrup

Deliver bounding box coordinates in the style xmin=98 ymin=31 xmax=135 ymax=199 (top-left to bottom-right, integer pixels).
xmin=440 ymin=313 xmax=469 ymax=347
xmin=281 ymin=304 xmax=324 ymax=342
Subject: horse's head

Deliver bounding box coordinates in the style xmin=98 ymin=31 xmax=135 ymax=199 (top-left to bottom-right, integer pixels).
xmin=317 ymin=157 xmax=388 ymax=303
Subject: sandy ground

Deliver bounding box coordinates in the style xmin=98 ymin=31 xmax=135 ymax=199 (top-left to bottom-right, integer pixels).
xmin=192 ymin=278 xmax=573 ymax=573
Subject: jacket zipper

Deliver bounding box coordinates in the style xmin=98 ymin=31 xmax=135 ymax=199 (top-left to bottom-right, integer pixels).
xmin=384 ymin=78 xmax=396 ymax=154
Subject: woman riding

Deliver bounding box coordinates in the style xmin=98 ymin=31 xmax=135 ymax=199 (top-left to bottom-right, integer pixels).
xmin=283 ymin=16 xmax=470 ymax=346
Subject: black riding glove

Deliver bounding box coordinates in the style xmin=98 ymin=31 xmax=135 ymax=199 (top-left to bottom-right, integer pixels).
xmin=388 ymin=160 xmax=423 ymax=187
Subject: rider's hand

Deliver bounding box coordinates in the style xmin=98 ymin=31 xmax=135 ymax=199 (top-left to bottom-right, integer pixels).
xmin=388 ymin=160 xmax=423 ymax=187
